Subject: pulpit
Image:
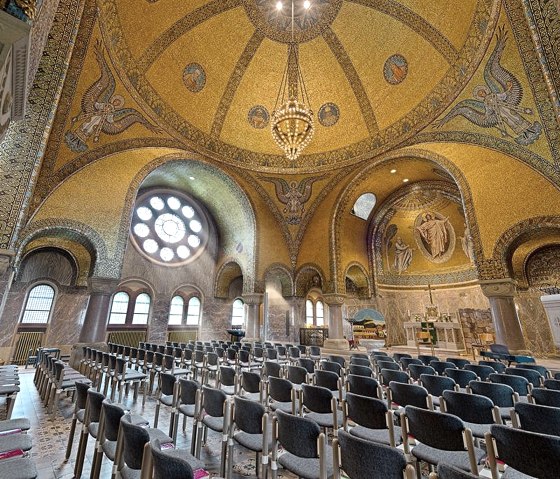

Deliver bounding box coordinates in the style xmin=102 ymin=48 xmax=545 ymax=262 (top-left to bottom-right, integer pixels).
xmin=226 ymin=329 xmax=245 ymax=343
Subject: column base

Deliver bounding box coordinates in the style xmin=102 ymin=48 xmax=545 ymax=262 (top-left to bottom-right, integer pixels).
xmin=323 ymin=339 xmax=349 ymax=351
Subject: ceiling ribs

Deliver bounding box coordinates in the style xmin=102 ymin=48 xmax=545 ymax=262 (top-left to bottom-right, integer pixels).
xmin=348 ymin=0 xmax=459 ymax=65
xmin=322 ymin=27 xmax=379 ymax=135
xmin=211 ymin=30 xmax=265 ymax=138
xmin=137 ymin=0 xmax=242 ymax=74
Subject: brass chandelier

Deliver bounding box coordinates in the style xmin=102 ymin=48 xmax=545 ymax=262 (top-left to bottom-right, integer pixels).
xmin=271 ymin=1 xmax=315 ymax=161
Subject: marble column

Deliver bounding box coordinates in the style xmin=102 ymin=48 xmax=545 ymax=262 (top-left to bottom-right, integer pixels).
xmin=480 ymin=279 xmax=529 ymax=354
xmin=323 ymin=293 xmax=349 ymax=350
xmin=243 ymin=293 xmax=263 ymax=342
xmin=0 ymin=250 xmax=15 ymax=326
xmin=79 ymin=277 xmax=119 ymax=343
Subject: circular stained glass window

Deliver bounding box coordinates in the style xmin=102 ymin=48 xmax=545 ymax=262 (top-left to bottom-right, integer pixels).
xmin=130 ymin=190 xmax=208 ymax=266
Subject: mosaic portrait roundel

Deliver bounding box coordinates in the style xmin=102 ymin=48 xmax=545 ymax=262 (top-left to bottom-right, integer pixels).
xmin=318 ymin=103 xmax=340 ymax=127
xmin=248 ymin=105 xmax=269 ymax=129
xmin=383 ymin=54 xmax=408 ymax=85
xmin=183 ymin=63 xmax=206 ymax=93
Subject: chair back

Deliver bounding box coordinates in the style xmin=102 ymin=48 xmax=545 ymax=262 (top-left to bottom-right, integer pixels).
xmin=219 ymin=366 xmax=236 ymax=387
xmin=442 ymin=390 xmax=495 ymax=424
xmin=478 ymin=360 xmax=506 ymax=373
xmin=241 ymin=371 xmax=261 ymax=394
xmin=349 ymin=357 xmax=369 ymax=367
xmin=275 ymin=409 xmax=320 ymax=458
xmin=336 ymin=430 xmax=408 ymax=479
xmin=86 ymin=388 xmax=105 ymax=424
xmin=490 ymin=373 xmax=530 ymax=396
xmin=120 ymin=414 xmax=149 ymax=470
xmin=309 ymin=346 xmax=321 ymax=357
xmin=418 ymin=355 xmax=439 ymax=365
xmin=531 ymin=387 xmax=560 ymax=407
xmin=159 ymin=372 xmax=176 ymax=396
xmin=268 ymin=376 xmax=293 ymax=403
xmin=408 ymin=364 xmax=436 ymax=380
xmin=468 ymin=380 xmax=515 ymax=407
xmin=445 ymin=368 xmax=478 ymax=388
xmin=489 ymin=424 xmax=560 ymax=478
xmin=544 ymin=378 xmax=560 ymax=390
xmin=314 ymin=369 xmax=340 ymax=392
xmin=320 ymin=360 xmax=343 ymax=376
xmin=401 ymin=357 xmax=422 ymax=370
xmin=287 ymin=365 xmax=307 ymax=385
xmin=506 ymin=367 xmax=542 ymax=388
xmin=102 ymin=399 xmax=127 ymax=441
xmin=75 ymin=380 xmax=90 ymax=411
xmin=202 ymin=386 xmax=227 ymax=418
xmin=420 ymin=374 xmax=456 ymax=397
xmin=429 ymin=360 xmax=457 ymax=375
xmin=179 ymin=378 xmax=200 ymax=405
xmin=298 ymin=357 xmax=315 ymax=374
xmin=348 ymin=364 xmax=373 ymax=377
xmin=345 ymin=393 xmax=388 ymax=430
xmin=464 ymin=364 xmax=495 ymax=381
xmin=263 ymin=361 xmax=282 ymax=378
xmin=328 ymin=355 xmax=346 ymax=368
xmin=380 ymin=369 xmax=410 ymax=387
xmin=376 ymin=360 xmax=400 ymax=372
xmin=514 ymin=402 xmax=560 ymax=436
xmin=150 ymin=438 xmax=193 ymax=479
xmin=405 ymin=405 xmax=465 ymax=450
xmin=392 ymin=353 xmax=412 ymax=362
xmin=346 ymin=374 xmax=380 ymax=399
xmin=234 ymin=396 xmax=265 ymax=434
xmin=437 ymin=463 xmax=479 ymax=479
xmin=302 ymin=384 xmax=333 ymax=414
xmin=516 ymin=364 xmax=549 ymax=377
xmin=446 ymin=358 xmax=471 ymax=369
xmin=389 ymin=381 xmax=429 ymax=409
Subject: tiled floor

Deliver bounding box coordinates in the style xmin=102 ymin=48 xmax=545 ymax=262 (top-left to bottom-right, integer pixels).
xmin=2 ymin=369 xmax=276 ymax=479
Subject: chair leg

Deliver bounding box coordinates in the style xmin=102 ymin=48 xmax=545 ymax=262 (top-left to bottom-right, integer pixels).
xmin=65 ymin=416 xmax=78 ymax=460
xmin=74 ymin=426 xmax=89 ymax=479
xmin=90 ymin=439 xmax=103 ymax=479
xmin=220 ymin=432 xmax=228 ymax=478
xmin=154 ymin=401 xmax=161 ymax=428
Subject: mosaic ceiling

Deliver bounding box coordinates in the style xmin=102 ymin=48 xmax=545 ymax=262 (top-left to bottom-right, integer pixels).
xmin=91 ymin=0 xmax=500 ymax=171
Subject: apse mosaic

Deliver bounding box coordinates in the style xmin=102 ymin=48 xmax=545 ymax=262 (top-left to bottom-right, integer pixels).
xmin=437 ymin=27 xmax=542 ymax=146
xmin=318 ymin=103 xmax=340 ymax=127
xmin=64 ymin=41 xmax=160 ymax=153
xmin=383 ymin=54 xmax=408 ymax=85
xmin=183 ymin=63 xmax=206 ymax=93
xmin=247 ymin=105 xmax=269 ymax=129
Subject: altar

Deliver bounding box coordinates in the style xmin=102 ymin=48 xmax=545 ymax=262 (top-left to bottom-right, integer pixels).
xmin=404 ymin=321 xmax=465 ymax=351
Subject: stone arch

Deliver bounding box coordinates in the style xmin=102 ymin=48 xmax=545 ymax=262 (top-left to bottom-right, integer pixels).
xmin=17 ymin=247 xmax=78 ymax=287
xmin=294 ymin=264 xmax=327 ymax=297
xmin=214 ymin=260 xmax=245 ymax=299
xmin=492 ymin=216 xmax=560 ymax=278
xmin=344 ymin=262 xmax=372 ymax=299
xmin=16 ymin=219 xmax=107 ymax=281
xmin=263 ymin=263 xmax=294 ymax=297
xmin=330 ymin=147 xmax=481 ymax=292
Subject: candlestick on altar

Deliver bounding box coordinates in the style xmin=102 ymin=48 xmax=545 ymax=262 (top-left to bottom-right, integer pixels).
xmin=428 ymin=283 xmax=434 ymax=305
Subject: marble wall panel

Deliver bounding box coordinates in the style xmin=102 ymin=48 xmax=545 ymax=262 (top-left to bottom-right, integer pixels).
xmin=375 ymin=285 xmax=490 ymax=347
xmin=516 ymin=290 xmax=557 ymax=357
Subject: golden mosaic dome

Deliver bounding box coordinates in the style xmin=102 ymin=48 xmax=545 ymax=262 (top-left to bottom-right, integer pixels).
xmin=99 ymin=0 xmax=497 ymax=172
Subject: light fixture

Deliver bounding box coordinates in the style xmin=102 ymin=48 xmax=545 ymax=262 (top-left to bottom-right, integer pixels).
xmin=276 ymin=1 xmax=283 ymax=10
xmin=303 ymin=0 xmax=311 ymax=8
xmin=403 ymin=178 xmax=409 ymax=183
xmin=390 ymin=169 xmax=397 ymax=174
xmin=271 ymin=1 xmax=314 ymax=162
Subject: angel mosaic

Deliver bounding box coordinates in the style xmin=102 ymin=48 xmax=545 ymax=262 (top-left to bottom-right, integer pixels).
xmin=64 ymin=40 xmax=160 ymax=153
xmin=437 ymin=27 xmax=542 ymax=146
xmin=260 ymin=175 xmax=324 ymax=225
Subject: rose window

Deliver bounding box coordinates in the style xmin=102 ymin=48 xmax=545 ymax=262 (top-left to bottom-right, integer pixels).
xmin=130 ymin=191 xmax=207 ymax=265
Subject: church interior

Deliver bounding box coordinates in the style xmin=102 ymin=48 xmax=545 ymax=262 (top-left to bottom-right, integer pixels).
xmin=1 ymin=0 xmax=560 ymax=478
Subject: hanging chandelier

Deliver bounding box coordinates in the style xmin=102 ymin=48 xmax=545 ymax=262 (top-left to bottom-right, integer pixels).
xmin=271 ymin=1 xmax=315 ymax=162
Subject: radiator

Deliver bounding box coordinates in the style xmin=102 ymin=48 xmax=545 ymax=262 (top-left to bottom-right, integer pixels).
xmin=12 ymin=332 xmax=44 ymax=365
xmin=167 ymin=331 xmax=198 ymax=344
xmin=106 ymin=331 xmax=147 ymax=348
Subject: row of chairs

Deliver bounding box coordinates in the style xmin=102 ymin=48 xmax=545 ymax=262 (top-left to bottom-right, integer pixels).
xmin=0 ymin=363 xmax=21 ymax=419
xmin=0 ymin=415 xmax=37 ymax=479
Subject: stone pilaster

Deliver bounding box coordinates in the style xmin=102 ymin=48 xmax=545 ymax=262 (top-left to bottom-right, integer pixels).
xmin=242 ymin=293 xmax=263 ymax=342
xmin=322 ymin=293 xmax=348 ymax=350
xmin=480 ymin=279 xmax=529 ymax=354
xmin=0 ymin=249 xmax=15 ymax=327
xmin=79 ymin=277 xmax=119 ymax=343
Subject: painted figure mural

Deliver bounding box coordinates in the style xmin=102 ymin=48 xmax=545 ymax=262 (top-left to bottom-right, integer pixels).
xmin=393 ymin=237 xmax=413 ymax=274
xmin=460 ymin=223 xmax=475 ymax=262
xmin=65 ymin=41 xmax=160 ymax=153
xmin=415 ymin=212 xmax=455 ymax=262
xmin=437 ymin=27 xmax=542 ymax=146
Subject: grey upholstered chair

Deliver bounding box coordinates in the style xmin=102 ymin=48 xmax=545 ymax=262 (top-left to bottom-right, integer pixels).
xmin=267 ymin=376 xmax=296 ymax=414
xmin=485 ymin=424 xmax=560 ymax=479
xmin=468 ymin=380 xmax=518 ymax=420
xmin=147 ymin=438 xmax=206 ymax=479
xmin=430 ymin=463 xmax=479 ymax=479
xmin=271 ymin=409 xmax=333 ymax=479
xmin=445 ymin=368 xmax=478 ymax=389
xmin=511 ymin=401 xmax=560 ymax=436
xmin=342 ymin=392 xmax=401 ymax=447
xmin=345 ymin=374 xmax=382 ymax=399
xmin=530 ymin=386 xmax=560 ymax=407
xmin=333 ymin=429 xmax=415 ymax=479
xmin=300 ymin=383 xmax=342 ymax=434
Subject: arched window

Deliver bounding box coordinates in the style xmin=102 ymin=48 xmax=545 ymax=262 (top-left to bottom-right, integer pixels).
xmin=168 ymin=295 xmax=184 ymax=325
xmin=108 ymin=292 xmax=129 ymax=324
xmin=21 ymin=284 xmax=55 ymax=324
xmin=231 ymin=299 xmax=245 ymax=327
xmin=316 ymin=301 xmax=324 ymax=326
xmin=186 ymin=297 xmax=201 ymax=325
xmin=305 ymin=299 xmax=314 ymax=325
xmin=132 ymin=293 xmax=151 ymax=324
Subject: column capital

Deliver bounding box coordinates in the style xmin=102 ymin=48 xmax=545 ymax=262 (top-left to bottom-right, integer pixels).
xmin=87 ymin=277 xmax=120 ymax=295
xmin=242 ymin=293 xmax=264 ymax=306
xmin=480 ymin=279 xmax=517 ymax=298
xmin=0 ymin=249 xmax=15 ymax=276
xmin=322 ymin=293 xmax=346 ymax=306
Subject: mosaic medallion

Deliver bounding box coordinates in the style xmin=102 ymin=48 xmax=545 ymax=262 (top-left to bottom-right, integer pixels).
xmin=183 ymin=63 xmax=206 ymax=93
xmin=243 ymin=0 xmax=343 ymax=44
xmin=318 ymin=103 xmax=339 ymax=127
xmin=247 ymin=105 xmax=269 ymax=129
xmin=383 ymin=54 xmax=408 ymax=85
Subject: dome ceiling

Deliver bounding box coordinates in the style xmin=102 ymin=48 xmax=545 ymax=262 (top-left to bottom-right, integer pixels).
xmin=99 ymin=0 xmax=498 ymax=172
